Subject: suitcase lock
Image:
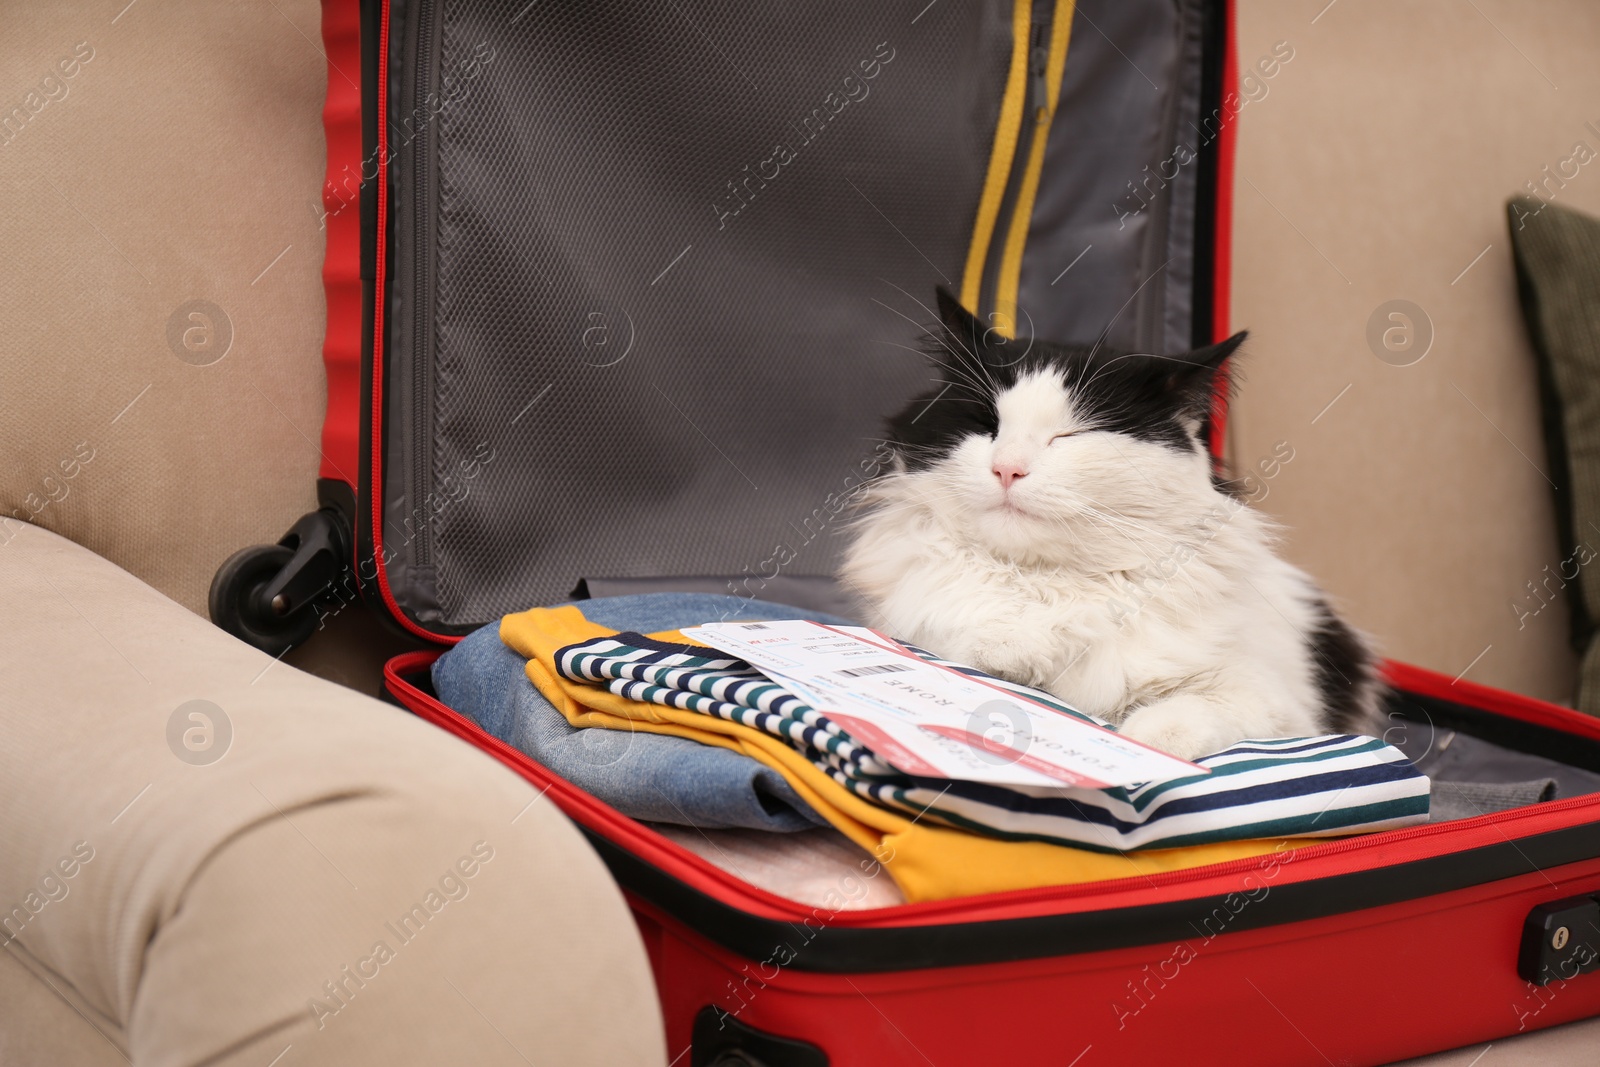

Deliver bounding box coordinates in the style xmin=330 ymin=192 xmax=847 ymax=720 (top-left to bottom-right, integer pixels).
xmin=1519 ymin=894 xmax=1600 ymax=985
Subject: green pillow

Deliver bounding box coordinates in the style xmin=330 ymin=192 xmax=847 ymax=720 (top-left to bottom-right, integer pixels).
xmin=1509 ymin=196 xmax=1600 ymax=715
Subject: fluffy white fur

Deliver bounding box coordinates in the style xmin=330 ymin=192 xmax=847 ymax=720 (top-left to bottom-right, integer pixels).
xmin=842 ymin=368 xmax=1371 ymax=759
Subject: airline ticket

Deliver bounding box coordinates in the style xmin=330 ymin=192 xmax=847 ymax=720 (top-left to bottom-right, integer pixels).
xmin=681 ymin=620 xmax=1205 ymax=790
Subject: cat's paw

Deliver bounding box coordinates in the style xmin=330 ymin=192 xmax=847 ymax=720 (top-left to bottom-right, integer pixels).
xmin=1041 ymin=643 xmax=1126 ymax=720
xmin=1117 ymin=696 xmax=1240 ymax=761
xmin=967 ymin=632 xmax=1057 ymax=686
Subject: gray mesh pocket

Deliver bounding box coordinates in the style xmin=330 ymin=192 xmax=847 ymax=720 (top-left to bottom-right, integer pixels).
xmin=380 ymin=0 xmax=1208 ymax=630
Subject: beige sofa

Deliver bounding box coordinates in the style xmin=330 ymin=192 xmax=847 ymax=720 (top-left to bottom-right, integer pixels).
xmin=2 ymin=0 xmax=1598 ymax=1063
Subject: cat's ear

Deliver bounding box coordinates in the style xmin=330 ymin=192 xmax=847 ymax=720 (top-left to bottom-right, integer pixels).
xmin=934 ymin=287 xmax=990 ymax=366
xmin=1167 ymin=331 xmax=1246 ymax=415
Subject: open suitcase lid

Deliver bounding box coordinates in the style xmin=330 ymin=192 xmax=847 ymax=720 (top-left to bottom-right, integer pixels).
xmin=323 ymin=0 xmax=1235 ymax=639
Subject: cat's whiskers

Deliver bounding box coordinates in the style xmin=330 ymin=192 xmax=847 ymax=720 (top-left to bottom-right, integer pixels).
xmin=1031 ymin=490 xmax=1180 ymax=566
xmin=876 ymin=277 xmax=1005 ymax=392
xmin=862 ymin=460 xmax=1170 ymax=563
xmin=849 ymin=475 xmax=983 ymax=529
xmin=870 ymin=338 xmax=996 ymax=401
xmin=869 ymin=297 xmax=999 ymax=397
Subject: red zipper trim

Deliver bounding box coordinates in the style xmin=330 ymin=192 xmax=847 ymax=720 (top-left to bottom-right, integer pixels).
xmin=1382 ymin=657 xmax=1600 ymax=738
xmin=1205 ymin=0 xmax=1237 ymax=461
xmin=386 ymin=649 xmax=1600 ymax=929
xmin=364 ymin=0 xmax=460 ymax=646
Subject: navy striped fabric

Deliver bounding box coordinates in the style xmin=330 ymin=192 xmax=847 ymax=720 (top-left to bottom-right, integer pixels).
xmin=555 ymin=633 xmax=1431 ymax=850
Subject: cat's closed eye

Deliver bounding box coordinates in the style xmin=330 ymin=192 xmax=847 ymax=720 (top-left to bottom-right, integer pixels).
xmin=1048 ymin=431 xmax=1078 ymax=444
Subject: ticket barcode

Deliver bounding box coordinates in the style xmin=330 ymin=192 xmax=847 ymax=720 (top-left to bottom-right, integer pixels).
xmin=835 ymin=663 xmax=911 ymax=678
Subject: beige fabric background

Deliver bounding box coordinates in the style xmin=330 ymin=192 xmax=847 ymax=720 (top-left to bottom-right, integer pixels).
xmin=0 ymin=0 xmax=328 ymax=618
xmin=1229 ymin=0 xmax=1600 ymax=704
xmin=2 ymin=0 xmax=1600 ymax=1062
xmin=3 ymin=0 xmax=1595 ymax=708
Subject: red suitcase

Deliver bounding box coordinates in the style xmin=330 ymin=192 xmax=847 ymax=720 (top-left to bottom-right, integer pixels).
xmin=211 ymin=1 xmax=1600 ymax=1062
xmin=385 ymin=656 xmax=1600 ymax=1066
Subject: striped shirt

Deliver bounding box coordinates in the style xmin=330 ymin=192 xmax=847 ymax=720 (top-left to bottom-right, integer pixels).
xmin=554 ymin=632 xmax=1430 ymax=851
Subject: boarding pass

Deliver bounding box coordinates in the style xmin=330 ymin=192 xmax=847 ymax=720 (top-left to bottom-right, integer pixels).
xmin=681 ymin=620 xmax=1205 ymax=790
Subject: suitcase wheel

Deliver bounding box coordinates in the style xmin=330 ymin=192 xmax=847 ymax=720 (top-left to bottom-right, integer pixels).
xmin=209 ymin=507 xmax=351 ymax=655
xmin=209 ymin=543 xmax=321 ymax=655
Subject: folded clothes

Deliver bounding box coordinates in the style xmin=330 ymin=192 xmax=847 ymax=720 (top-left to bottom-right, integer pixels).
xmin=476 ymin=595 xmax=1401 ymax=903
xmin=434 ymin=594 xmax=838 ymax=833
xmin=554 ymin=630 xmax=1431 ymax=850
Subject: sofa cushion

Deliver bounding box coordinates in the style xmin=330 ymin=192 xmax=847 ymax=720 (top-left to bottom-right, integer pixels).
xmin=0 ymin=524 xmax=664 ymax=1064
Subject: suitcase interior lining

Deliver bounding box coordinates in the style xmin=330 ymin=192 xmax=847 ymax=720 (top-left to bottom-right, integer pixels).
xmin=1385 ymin=686 xmax=1600 ymax=791
xmin=373 ymin=0 xmax=1217 ymax=634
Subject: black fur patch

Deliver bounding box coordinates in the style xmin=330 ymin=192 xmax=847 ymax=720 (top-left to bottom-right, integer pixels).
xmin=1306 ymin=599 xmax=1376 ymax=732
xmin=885 ymin=288 xmax=1246 ymax=468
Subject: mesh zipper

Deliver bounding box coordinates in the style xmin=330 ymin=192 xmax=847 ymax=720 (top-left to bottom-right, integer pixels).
xmin=409 ymin=0 xmax=437 ymax=567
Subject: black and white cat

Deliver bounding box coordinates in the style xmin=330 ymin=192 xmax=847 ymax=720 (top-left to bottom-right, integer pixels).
xmin=840 ymin=289 xmax=1379 ymax=760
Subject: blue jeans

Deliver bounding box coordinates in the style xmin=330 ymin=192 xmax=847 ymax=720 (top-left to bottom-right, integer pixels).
xmin=432 ymin=594 xmax=853 ymax=832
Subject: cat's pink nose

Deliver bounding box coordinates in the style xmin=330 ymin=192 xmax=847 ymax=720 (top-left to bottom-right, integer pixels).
xmin=993 ymin=462 xmax=1028 ymax=489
